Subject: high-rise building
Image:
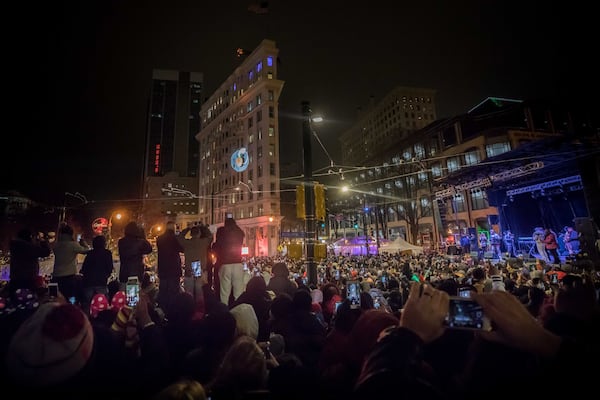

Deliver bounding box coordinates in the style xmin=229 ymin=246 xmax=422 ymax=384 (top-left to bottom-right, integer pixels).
xmin=339 ymin=87 xmax=437 ymax=166
xmin=197 ymin=39 xmax=284 ymax=257
xmin=142 ymin=70 xmax=203 ymax=228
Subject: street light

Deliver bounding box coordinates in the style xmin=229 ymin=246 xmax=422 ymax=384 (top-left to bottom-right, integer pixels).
xmin=108 ymin=211 xmax=123 ymax=249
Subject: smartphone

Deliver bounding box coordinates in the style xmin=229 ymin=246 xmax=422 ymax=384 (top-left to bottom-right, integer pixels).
xmin=191 ymin=261 xmax=202 ymax=277
xmin=458 ymin=287 xmax=472 ymax=298
xmin=77 ymin=234 xmax=82 ymax=242
xmin=334 ymin=301 xmax=343 ymax=313
xmin=445 ymin=296 xmax=492 ymax=331
xmin=126 ymin=276 xmax=140 ymax=307
xmin=68 ymin=296 xmax=76 ymax=305
xmin=346 ymin=280 xmax=361 ymax=309
xmin=48 ymin=283 xmax=59 ymax=298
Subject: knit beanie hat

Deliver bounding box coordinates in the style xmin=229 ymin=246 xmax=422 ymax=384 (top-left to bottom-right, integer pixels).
xmin=6 ymin=302 xmax=94 ymax=386
xmin=90 ymin=293 xmax=110 ymax=318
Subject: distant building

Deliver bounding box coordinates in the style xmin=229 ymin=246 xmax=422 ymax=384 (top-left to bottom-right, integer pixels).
xmin=339 ymin=87 xmax=437 ymax=166
xmin=197 ymin=39 xmax=284 ymax=257
xmin=141 ymin=70 xmax=203 ymax=228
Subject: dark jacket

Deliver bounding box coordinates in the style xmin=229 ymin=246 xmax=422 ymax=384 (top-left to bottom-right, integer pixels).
xmin=156 ymin=229 xmax=185 ymax=279
xmin=118 ymin=227 xmax=153 ymax=283
xmin=9 ymin=232 xmax=51 ymax=289
xmin=80 ymin=248 xmax=114 ymax=288
xmin=211 ymin=218 xmax=244 ymax=265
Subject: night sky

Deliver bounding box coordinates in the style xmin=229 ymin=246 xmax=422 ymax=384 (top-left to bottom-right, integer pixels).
xmin=3 ymin=0 xmax=594 ymax=208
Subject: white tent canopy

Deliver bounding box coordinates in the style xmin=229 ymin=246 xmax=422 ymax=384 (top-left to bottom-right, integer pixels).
xmin=379 ymin=237 xmax=424 ymax=255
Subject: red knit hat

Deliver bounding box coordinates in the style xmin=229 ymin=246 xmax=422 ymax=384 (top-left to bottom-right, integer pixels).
xmin=6 ymin=303 xmax=94 ymax=386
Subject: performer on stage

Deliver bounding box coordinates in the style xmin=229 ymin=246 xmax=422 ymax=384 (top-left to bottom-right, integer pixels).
xmin=563 ymin=226 xmax=580 ymax=256
xmin=503 ymin=230 xmax=516 ymax=257
xmin=490 ymin=230 xmax=502 ymax=259
xmin=543 ymin=228 xmax=561 ymax=265
xmin=532 ymin=227 xmax=549 ymax=263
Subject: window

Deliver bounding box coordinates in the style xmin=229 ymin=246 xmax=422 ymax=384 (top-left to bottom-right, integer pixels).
xmin=248 ymin=206 xmax=254 ymax=218
xmin=248 ymin=70 xmax=254 ymax=81
xmin=420 ymin=196 xmax=432 ymax=216
xmin=257 ymin=146 xmax=263 ymax=158
xmin=248 ymin=117 xmax=253 ymax=128
xmin=269 ymin=106 xmax=274 ymax=118
xmin=256 ymin=110 xmax=262 ymax=122
xmin=270 ymin=182 xmax=275 ymax=194
xmin=258 ymin=164 xmax=263 ymax=177
xmin=270 ymin=162 xmax=276 ymax=175
xmin=470 ymin=189 xmax=488 ymax=210
xmin=267 ymin=56 xmax=273 ymax=66
xmin=429 ymin=139 xmax=438 ymax=156
xmin=258 ymin=184 xmax=263 ymax=199
xmin=486 ymin=142 xmax=511 ymax=157
xmin=268 ymin=125 xmax=275 ymax=136
xmin=247 ymin=102 xmax=253 ymax=112
xmin=257 ymin=128 xmax=262 ymax=140
xmin=268 ymin=90 xmax=274 ymax=101
xmin=431 ymin=163 xmax=442 ymax=178
xmin=414 ymin=143 xmax=425 ymax=159
xmin=269 ymin=144 xmax=275 ymax=157
xmin=256 ymin=94 xmax=262 ymax=105
xmin=257 ymin=61 xmax=263 ymax=72
xmin=464 ymin=148 xmax=480 ymax=166
xmin=447 ymin=157 xmax=460 ymax=173
xmin=248 ymin=134 xmax=254 ymax=144
xmin=452 ymin=194 xmax=465 ymax=212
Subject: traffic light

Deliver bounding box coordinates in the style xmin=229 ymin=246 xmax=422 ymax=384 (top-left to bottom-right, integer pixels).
xmin=296 ymin=185 xmax=305 ymax=219
xmin=314 ymin=183 xmax=325 ymax=221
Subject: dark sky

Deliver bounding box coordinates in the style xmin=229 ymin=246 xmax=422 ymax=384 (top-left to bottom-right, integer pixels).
xmin=4 ymin=0 xmax=594 ymax=208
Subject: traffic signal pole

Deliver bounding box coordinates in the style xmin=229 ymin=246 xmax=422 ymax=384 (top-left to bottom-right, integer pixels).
xmin=302 ymin=101 xmax=317 ymax=286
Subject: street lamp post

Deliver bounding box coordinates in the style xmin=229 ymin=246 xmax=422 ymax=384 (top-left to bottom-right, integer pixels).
xmin=108 ymin=212 xmax=122 ymax=250
xmin=302 ymin=101 xmax=317 ymax=285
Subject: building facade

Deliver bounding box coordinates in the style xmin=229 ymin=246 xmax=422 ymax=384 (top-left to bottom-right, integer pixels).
xmin=332 ymin=96 xmax=589 ymax=252
xmin=196 ymin=39 xmax=284 ymax=257
xmin=141 ymin=70 xmax=203 ymax=229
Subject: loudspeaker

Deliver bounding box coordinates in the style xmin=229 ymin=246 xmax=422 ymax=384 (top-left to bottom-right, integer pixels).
xmin=573 ymin=217 xmax=598 ymax=255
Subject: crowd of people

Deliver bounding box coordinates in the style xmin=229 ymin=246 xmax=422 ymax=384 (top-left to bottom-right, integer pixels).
xmin=1 ymin=216 xmax=599 ymax=399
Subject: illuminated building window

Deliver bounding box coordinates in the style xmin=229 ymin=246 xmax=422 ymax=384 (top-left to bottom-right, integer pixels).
xmin=267 ymin=56 xmax=273 ymax=66
xmin=268 ymin=126 xmax=274 ymax=136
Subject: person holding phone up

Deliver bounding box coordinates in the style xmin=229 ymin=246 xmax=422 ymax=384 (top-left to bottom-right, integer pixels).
xmin=177 ymin=224 xmax=212 ymax=302
xmin=354 ymin=282 xmax=597 ymax=399
xmin=51 ymin=223 xmax=90 ymax=303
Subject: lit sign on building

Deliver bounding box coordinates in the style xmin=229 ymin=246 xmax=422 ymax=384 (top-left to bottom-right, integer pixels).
xmin=154 ymin=144 xmax=161 ymax=174
xmin=230 ymin=147 xmax=249 ymax=172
